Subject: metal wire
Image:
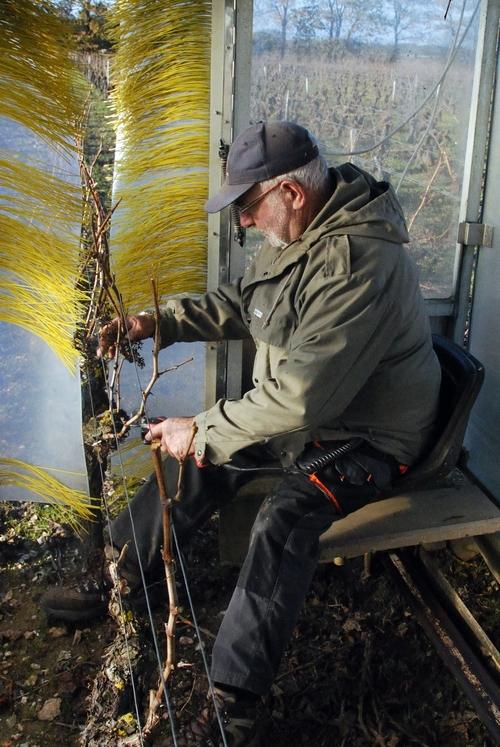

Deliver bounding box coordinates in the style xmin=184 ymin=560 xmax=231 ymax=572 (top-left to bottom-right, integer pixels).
xmin=327 ymin=0 xmax=481 ymax=158
xmin=172 ymin=523 xmax=229 ymax=747
xmin=113 ymin=298 xmax=229 ymax=745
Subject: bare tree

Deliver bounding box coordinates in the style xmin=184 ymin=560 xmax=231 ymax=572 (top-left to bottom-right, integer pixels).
xmin=344 ymin=0 xmax=381 ymax=45
xmin=320 ymin=0 xmax=381 ymax=52
xmin=272 ymin=0 xmax=296 ymax=58
xmin=322 ymin=0 xmax=346 ymax=40
xmin=292 ymin=3 xmax=324 ymax=56
xmin=385 ymin=0 xmax=420 ymax=61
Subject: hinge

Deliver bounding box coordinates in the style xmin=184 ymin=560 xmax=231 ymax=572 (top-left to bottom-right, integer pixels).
xmin=457 ymin=221 xmax=494 ymax=248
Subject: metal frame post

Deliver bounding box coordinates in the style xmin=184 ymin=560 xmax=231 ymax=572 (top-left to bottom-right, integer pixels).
xmin=452 ymin=0 xmax=500 ymax=345
xmin=205 ymin=0 xmax=254 ymax=408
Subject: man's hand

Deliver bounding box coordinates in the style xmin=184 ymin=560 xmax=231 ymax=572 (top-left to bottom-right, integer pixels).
xmin=97 ymin=313 xmax=156 ymax=359
xmin=144 ymin=416 xmax=197 ymax=461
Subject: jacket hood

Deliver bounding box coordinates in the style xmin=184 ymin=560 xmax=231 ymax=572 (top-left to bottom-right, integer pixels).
xmin=244 ymin=163 xmax=411 ymax=286
xmin=304 ymin=163 xmax=410 ymax=246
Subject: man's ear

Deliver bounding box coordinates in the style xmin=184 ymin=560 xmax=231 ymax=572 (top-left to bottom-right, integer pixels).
xmin=279 ymin=179 xmax=306 ymax=209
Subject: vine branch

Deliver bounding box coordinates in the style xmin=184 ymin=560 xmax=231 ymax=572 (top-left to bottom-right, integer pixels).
xmin=143 ymin=423 xmax=197 ymax=738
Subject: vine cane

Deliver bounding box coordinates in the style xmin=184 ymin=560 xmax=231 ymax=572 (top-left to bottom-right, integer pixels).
xmin=143 ymin=440 xmax=179 ymax=737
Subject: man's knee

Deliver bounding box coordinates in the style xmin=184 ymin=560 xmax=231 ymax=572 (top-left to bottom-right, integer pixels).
xmin=248 ymin=480 xmax=317 ymax=544
xmin=249 ymin=492 xmax=286 ymax=544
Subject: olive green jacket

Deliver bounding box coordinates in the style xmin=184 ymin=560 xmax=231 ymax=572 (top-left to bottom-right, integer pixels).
xmin=159 ymin=164 xmax=441 ymax=467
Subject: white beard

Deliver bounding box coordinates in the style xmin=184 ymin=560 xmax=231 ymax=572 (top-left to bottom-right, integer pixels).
xmin=263 ymin=193 xmax=289 ymax=248
xmin=265 ymin=232 xmax=288 ymax=249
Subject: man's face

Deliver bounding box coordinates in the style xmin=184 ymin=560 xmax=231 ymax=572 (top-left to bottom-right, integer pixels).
xmin=236 ymin=182 xmax=293 ymax=248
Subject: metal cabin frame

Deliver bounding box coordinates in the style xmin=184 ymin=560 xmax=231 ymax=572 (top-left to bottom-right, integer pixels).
xmin=205 ymin=0 xmax=500 ymax=739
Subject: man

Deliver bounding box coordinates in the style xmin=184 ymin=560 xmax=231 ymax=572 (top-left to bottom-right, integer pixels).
xmin=42 ymin=121 xmax=441 ymax=746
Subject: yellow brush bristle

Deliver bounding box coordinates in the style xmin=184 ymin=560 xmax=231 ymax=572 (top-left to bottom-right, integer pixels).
xmin=0 ymin=1 xmax=88 ymax=371
xmin=108 ymin=0 xmax=211 ymax=311
xmin=0 ymin=458 xmax=94 ymax=533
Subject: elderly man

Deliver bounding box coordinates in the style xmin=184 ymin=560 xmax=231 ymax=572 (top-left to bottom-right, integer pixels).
xmin=43 ymin=121 xmax=441 ymax=746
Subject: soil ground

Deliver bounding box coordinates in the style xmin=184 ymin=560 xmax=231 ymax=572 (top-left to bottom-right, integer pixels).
xmin=0 ymin=501 xmax=498 ymax=747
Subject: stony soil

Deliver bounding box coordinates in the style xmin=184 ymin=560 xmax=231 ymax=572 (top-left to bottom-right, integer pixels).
xmin=0 ymin=501 xmax=498 ymax=747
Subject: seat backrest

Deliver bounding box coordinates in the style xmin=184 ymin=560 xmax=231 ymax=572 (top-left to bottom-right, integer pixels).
xmin=396 ymin=334 xmax=484 ymax=488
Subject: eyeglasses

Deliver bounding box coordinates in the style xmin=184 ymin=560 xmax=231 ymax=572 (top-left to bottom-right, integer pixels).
xmin=236 ymin=181 xmax=282 ymax=215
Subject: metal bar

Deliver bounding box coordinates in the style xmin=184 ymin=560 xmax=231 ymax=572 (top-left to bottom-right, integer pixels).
xmin=225 ymin=0 xmax=254 ymax=400
xmin=205 ymin=0 xmax=238 ymax=407
xmin=475 ymin=532 xmax=500 ymax=585
xmin=232 ymin=0 xmax=253 ymax=163
xmin=418 ymin=547 xmax=500 ymax=676
xmin=452 ymin=0 xmax=500 ymax=345
xmin=386 ymin=550 xmax=500 ymax=742
xmin=206 ymin=0 xmax=254 ymax=405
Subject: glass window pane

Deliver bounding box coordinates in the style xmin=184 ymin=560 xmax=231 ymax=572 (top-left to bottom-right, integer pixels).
xmin=248 ymin=0 xmax=479 ymax=298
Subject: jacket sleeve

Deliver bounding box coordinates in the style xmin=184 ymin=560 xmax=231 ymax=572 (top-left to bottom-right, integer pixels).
xmin=157 ymin=279 xmax=251 ymax=346
xmin=194 ymin=257 xmax=400 ymax=465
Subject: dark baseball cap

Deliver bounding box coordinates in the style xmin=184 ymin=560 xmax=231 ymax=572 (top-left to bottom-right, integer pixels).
xmin=204 ymin=121 xmax=319 ymax=213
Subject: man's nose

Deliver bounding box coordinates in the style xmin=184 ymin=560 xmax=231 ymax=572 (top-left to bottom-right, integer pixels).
xmin=238 ymin=211 xmax=254 ymax=228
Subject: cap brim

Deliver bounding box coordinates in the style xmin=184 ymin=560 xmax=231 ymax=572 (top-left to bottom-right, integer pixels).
xmin=204 ymin=179 xmax=255 ymax=213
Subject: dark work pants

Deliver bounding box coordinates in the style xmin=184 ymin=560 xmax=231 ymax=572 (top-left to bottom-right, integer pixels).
xmin=110 ymin=447 xmax=380 ymax=695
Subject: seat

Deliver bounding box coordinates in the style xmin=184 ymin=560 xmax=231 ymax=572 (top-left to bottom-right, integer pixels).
xmin=319 ymin=335 xmax=494 ymax=561
xmin=219 ymin=336 xmax=500 ymax=566
xmin=394 ymin=334 xmax=485 ymax=489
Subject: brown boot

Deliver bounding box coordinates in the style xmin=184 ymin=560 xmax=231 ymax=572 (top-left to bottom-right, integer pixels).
xmin=40 ymin=545 xmax=146 ymax=623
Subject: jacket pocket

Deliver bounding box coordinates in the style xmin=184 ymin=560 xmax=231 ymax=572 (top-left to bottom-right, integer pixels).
xmin=324 ymin=235 xmax=351 ymax=278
